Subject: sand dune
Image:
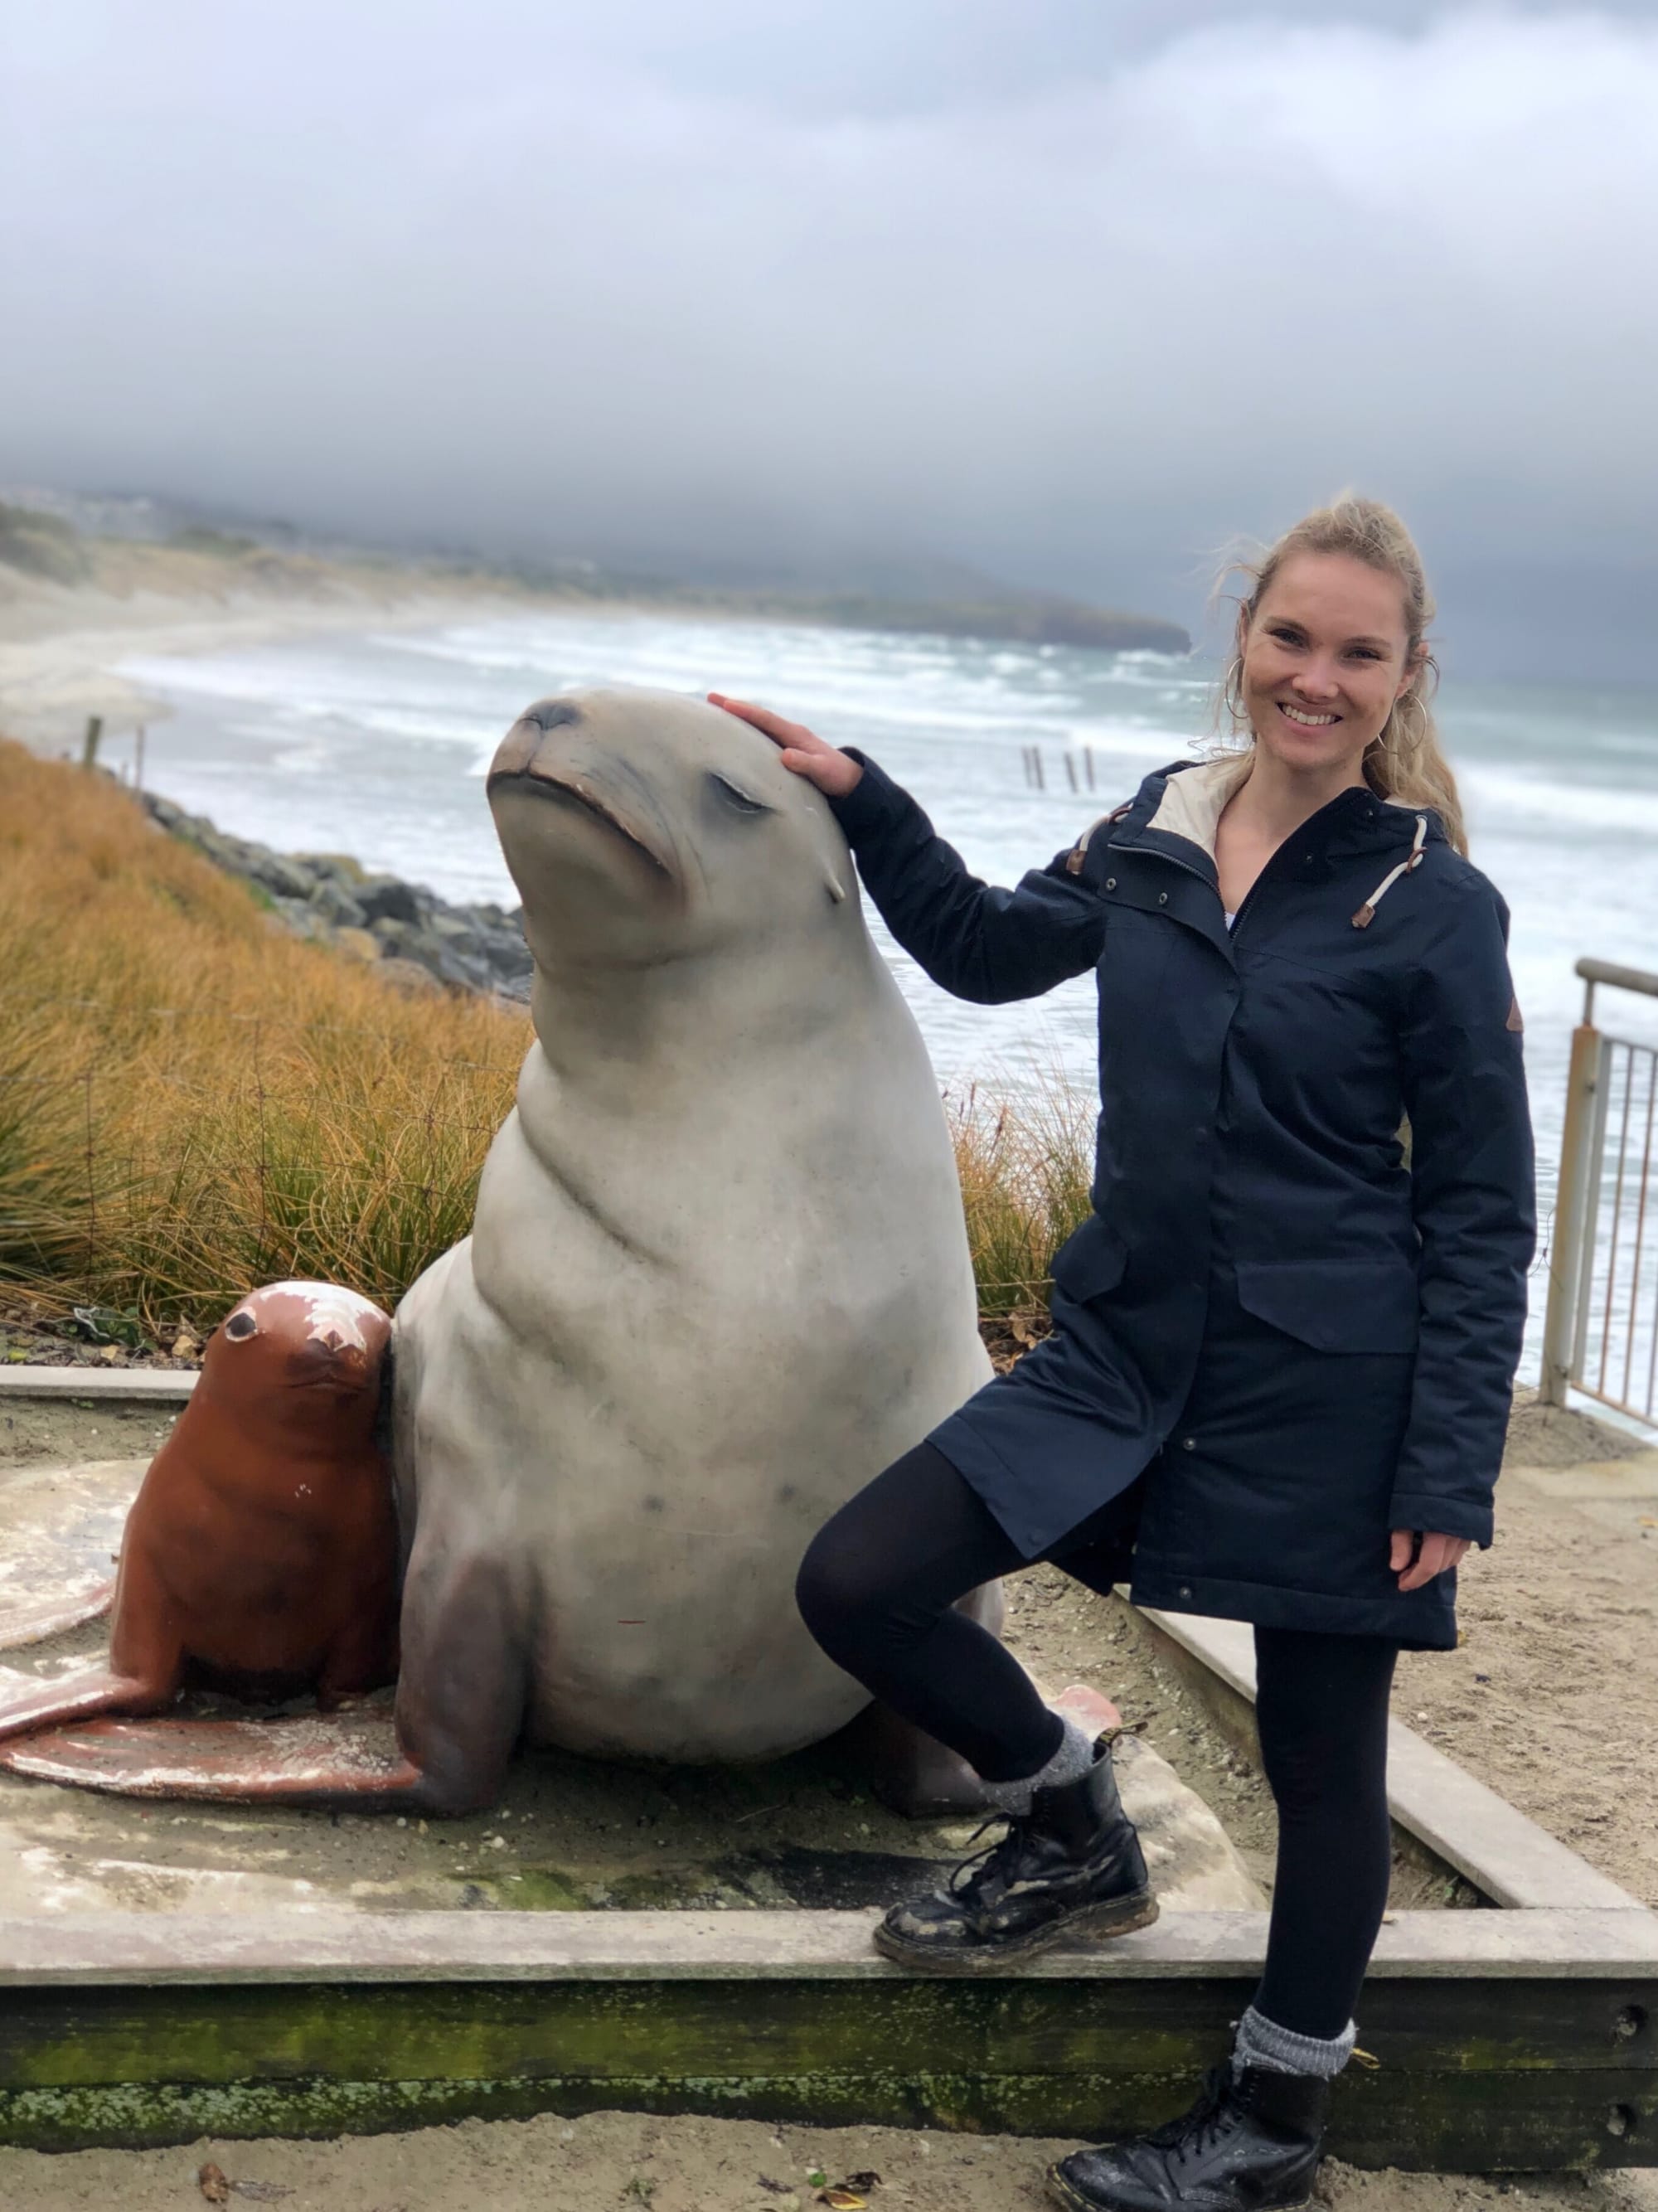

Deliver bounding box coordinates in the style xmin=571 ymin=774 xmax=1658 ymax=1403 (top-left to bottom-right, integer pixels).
xmin=0 ymin=536 xmax=541 ymax=754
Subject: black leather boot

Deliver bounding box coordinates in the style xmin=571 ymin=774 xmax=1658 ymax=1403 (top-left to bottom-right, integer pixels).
xmin=873 ymin=1734 xmax=1156 ymax=1973
xmin=1046 ymin=2063 xmax=1331 ymax=2211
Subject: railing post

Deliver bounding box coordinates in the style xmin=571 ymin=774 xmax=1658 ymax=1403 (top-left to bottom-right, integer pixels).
xmin=1539 ymin=1019 xmax=1603 ymax=1407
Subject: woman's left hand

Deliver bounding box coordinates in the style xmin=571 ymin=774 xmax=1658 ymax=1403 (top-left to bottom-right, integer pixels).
xmin=1390 ymin=1530 xmax=1471 ymax=1591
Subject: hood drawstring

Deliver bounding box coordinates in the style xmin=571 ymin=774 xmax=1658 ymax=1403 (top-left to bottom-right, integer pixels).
xmin=1351 ymin=814 xmax=1428 ymax=929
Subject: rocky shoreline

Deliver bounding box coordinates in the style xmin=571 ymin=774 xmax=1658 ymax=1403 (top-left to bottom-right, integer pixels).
xmin=138 ymin=789 xmax=534 ymax=1001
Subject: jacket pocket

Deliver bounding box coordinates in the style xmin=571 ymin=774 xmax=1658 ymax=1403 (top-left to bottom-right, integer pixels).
xmin=1050 ymin=1216 xmax=1128 ymax=1304
xmin=1234 ymin=1259 xmax=1419 ymax=1353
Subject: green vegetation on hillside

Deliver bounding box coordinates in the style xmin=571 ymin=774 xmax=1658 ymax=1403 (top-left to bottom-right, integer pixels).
xmin=0 ymin=503 xmax=90 ymax=586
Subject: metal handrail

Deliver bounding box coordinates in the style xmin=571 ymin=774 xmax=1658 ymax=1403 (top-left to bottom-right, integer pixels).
xmin=1540 ymin=959 xmax=1658 ymax=1423
xmin=1577 ymin=958 xmax=1658 ymax=1014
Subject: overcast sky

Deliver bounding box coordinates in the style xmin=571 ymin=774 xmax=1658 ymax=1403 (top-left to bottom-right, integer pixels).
xmin=4 ymin=2 xmax=1657 ymax=678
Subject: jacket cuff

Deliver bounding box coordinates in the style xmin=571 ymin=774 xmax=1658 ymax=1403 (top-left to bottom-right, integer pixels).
xmin=1386 ymin=1492 xmax=1495 ymax=1550
xmin=826 ymin=749 xmax=906 ymax=845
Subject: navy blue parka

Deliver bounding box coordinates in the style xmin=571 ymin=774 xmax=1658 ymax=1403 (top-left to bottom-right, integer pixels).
xmin=831 ymin=751 xmax=1536 ymax=1651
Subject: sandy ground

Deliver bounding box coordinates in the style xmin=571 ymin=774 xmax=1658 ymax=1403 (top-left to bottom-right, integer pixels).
xmin=0 ymin=538 xmax=560 ymax=755
xmin=2 ymin=2108 xmax=1656 ymax=2211
xmin=1396 ymin=1390 xmax=1658 ymax=1910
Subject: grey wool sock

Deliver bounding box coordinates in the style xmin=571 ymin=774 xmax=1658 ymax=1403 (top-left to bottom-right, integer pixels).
xmin=1232 ymin=2003 xmax=1357 ymax=2082
xmin=980 ymin=1713 xmax=1099 ymax=1816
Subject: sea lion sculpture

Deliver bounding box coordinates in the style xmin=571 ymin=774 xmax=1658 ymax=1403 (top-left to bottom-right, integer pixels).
xmin=0 ymin=1283 xmax=398 ymax=1750
xmin=3 ymin=691 xmax=996 ymax=1814
xmin=375 ymin=688 xmax=996 ymax=1810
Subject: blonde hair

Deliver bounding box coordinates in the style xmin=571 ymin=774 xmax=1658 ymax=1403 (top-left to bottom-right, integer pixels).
xmin=1214 ymin=492 xmax=1467 ymax=855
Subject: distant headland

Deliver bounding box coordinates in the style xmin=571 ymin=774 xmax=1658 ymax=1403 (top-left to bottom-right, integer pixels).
xmin=0 ymin=491 xmax=1191 ymax=753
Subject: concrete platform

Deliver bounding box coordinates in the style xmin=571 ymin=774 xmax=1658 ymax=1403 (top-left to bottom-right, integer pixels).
xmin=0 ymin=1366 xmax=196 ymax=1401
xmin=1 ymin=1404 xmax=1653 ymax=2169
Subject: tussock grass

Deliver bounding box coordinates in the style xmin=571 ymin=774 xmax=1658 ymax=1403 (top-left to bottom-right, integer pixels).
xmin=0 ymin=741 xmax=524 ymax=1328
xmin=1 ymin=743 xmax=1091 ymax=1332
xmin=947 ymin=1077 xmax=1094 ymax=1318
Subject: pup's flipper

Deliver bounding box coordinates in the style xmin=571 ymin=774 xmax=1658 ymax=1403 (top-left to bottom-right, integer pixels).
xmin=0 ymin=1705 xmax=416 ymax=1800
xmin=0 ymin=1661 xmax=162 ymax=1745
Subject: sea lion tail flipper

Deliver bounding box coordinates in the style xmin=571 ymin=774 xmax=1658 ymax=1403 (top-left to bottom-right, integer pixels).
xmin=0 ymin=1709 xmax=421 ymax=1803
xmin=0 ymin=1660 xmax=162 ymax=1749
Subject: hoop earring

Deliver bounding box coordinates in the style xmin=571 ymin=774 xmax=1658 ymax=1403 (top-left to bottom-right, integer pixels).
xmin=1223 ymin=656 xmax=1247 ymax=730
xmin=1390 ymin=691 xmax=1426 ymax=752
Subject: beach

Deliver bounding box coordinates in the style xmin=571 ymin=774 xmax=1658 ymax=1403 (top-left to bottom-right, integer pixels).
xmin=0 ymin=535 xmax=541 ymax=756
xmin=7 ymin=545 xmax=1656 ymax=1387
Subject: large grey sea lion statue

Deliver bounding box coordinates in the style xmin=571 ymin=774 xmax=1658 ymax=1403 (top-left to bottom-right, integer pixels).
xmin=381 ymin=689 xmax=995 ymax=1808
xmin=1 ymin=689 xmax=996 ymax=1814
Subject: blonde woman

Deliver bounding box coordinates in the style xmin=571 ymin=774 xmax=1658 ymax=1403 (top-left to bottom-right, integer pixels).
xmin=711 ymin=495 xmax=1534 ymax=2212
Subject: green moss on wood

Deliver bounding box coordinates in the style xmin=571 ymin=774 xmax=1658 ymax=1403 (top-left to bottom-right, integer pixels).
xmin=1 ymin=1973 xmax=1654 ymax=2167
xmin=3 ymin=2066 xmax=1656 ymax=2169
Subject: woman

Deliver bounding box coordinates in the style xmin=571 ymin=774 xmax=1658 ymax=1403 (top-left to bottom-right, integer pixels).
xmin=711 ymin=494 xmax=1534 ymax=2212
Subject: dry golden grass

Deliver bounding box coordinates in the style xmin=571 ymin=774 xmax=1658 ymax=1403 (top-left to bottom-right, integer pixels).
xmin=0 ymin=742 xmax=1090 ymax=1332
xmin=0 ymin=740 xmax=526 ymax=1329
xmin=947 ymin=1076 xmax=1094 ymax=1318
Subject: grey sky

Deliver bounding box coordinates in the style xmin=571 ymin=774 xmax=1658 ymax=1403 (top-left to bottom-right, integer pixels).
xmin=4 ymin=2 xmax=1657 ymax=677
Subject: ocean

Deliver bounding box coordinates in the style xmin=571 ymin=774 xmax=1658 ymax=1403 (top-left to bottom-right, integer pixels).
xmin=116 ymin=609 xmax=1658 ymax=1385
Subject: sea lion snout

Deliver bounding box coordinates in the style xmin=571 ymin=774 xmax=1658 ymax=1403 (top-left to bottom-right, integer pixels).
xmin=488 ymin=701 xmax=681 ymax=896
xmin=487 ymin=688 xmax=856 ymax=977
xmin=211 ymin=1283 xmax=390 ymax=1404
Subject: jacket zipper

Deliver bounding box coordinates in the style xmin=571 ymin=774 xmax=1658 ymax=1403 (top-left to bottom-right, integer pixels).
xmin=1106 ymin=838 xmax=1235 ymax=953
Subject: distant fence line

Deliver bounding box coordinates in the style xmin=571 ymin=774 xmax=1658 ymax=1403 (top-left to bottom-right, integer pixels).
xmin=1020 ymin=745 xmax=1113 ymax=795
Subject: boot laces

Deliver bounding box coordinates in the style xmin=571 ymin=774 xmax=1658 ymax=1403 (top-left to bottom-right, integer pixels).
xmin=943 ymin=1813 xmax=1025 ymax=1905
xmin=1144 ymin=2067 xmax=1234 ymax=2155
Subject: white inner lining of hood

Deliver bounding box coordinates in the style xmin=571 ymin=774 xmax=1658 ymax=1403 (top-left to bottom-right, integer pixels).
xmin=1143 ymin=753 xmax=1416 ymax=862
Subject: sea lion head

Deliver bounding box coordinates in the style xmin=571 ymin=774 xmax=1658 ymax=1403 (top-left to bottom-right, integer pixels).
xmin=204 ymin=1282 xmax=391 ymax=1422
xmin=485 ymin=688 xmax=854 ymax=971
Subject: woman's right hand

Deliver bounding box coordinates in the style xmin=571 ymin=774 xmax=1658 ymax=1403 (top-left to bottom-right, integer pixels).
xmin=707 ymin=694 xmax=865 ymax=798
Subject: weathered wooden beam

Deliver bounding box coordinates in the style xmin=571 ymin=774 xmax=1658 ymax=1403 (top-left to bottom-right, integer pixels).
xmin=3 ymin=1907 xmax=1658 ymax=1982
xmin=0 ymin=1911 xmax=1652 ymax=2166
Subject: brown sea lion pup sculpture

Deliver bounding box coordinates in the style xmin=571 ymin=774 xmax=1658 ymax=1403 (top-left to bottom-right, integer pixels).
xmin=0 ymin=1283 xmax=398 ymax=1761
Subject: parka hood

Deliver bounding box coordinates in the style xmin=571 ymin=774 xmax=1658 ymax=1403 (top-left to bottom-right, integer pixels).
xmin=1127 ymin=754 xmax=1446 ymax=864
xmin=1064 ymin=754 xmax=1447 ymax=911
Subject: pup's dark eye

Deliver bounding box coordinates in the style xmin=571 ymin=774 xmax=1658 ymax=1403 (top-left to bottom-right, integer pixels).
xmin=707 ymin=771 xmax=773 ymax=817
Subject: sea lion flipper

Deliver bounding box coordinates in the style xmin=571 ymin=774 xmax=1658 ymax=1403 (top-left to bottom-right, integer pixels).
xmin=0 ymin=1660 xmax=167 ymax=1749
xmin=0 ymin=1709 xmax=417 ymax=1800
xmin=852 ymin=1702 xmax=1004 ymax=1817
xmin=390 ymin=1543 xmax=526 ymax=1815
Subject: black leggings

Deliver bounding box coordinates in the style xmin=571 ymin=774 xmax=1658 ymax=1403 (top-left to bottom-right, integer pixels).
xmin=797 ymin=1441 xmax=1398 ymax=2040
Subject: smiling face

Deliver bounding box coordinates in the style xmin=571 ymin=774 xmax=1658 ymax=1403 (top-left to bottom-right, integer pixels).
xmin=1239 ymin=551 xmax=1421 ymax=780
